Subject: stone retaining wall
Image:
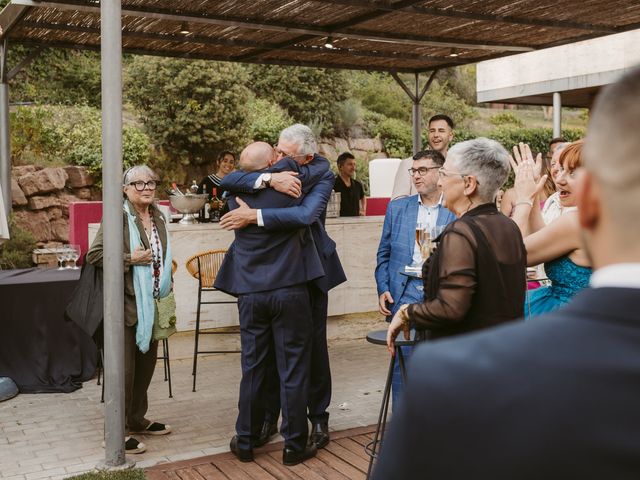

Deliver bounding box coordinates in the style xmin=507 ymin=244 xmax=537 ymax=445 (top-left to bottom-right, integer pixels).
xmin=11 ymin=165 xmax=100 ymax=247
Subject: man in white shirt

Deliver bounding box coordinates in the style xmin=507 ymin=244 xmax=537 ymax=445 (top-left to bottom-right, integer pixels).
xmin=373 ymin=66 xmax=640 ymax=479
xmin=390 ymin=114 xmax=454 ymax=200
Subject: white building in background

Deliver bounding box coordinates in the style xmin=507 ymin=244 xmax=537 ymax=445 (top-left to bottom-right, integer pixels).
xmin=477 ymin=29 xmax=640 ymax=109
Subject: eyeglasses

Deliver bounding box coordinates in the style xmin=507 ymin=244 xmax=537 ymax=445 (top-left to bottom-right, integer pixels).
xmin=274 ymin=146 xmax=306 ymax=159
xmin=438 ymin=168 xmax=480 ymax=184
xmin=128 ymin=180 xmax=157 ymax=191
xmin=408 ymin=166 xmax=439 ymax=176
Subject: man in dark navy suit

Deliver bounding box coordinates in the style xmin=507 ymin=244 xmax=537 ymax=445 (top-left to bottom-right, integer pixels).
xmin=215 ymin=141 xmax=327 ymax=466
xmin=221 ymin=124 xmax=346 ymax=450
xmin=372 ymin=66 xmax=640 ymax=479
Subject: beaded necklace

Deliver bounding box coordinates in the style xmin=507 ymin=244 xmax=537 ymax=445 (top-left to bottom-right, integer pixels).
xmin=147 ymin=219 xmax=163 ymax=298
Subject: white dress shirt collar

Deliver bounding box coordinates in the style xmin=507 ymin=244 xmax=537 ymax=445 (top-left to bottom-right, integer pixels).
xmin=590 ymin=263 xmax=640 ymax=289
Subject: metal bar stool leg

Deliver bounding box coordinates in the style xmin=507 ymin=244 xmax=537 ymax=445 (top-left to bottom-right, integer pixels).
xmin=192 ymin=259 xmax=203 ymax=392
xmin=99 ymin=348 xmax=105 ymax=404
xmin=366 ymin=351 xmax=396 ymax=479
xmin=163 ymin=338 xmax=173 ymax=398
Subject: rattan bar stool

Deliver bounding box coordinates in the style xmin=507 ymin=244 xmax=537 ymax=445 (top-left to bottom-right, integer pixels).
xmin=185 ymin=249 xmax=239 ymax=392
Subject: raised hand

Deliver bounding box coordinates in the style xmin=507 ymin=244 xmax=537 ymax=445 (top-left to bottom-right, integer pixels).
xmin=511 ymin=142 xmax=543 ymax=180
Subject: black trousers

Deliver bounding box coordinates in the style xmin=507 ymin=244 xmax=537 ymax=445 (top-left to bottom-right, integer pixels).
xmin=124 ymin=324 xmax=158 ymax=433
xmin=263 ymin=286 xmax=331 ymax=425
xmin=236 ymin=284 xmax=313 ymax=452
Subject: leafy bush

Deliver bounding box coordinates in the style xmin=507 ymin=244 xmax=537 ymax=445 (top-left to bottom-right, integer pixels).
xmin=9 ymin=49 xmax=102 ymax=108
xmin=488 ymin=126 xmax=585 ymax=156
xmin=0 ymin=216 xmax=37 ymax=270
xmin=246 ymin=97 xmax=292 ymax=145
xmin=10 ymin=107 xmax=61 ymax=165
xmin=348 ymin=72 xmax=410 ymax=121
xmin=490 ymin=112 xmax=524 ymax=127
xmin=421 ymin=82 xmax=477 ymax=128
xmin=246 ymin=65 xmax=348 ymax=129
xmin=335 ymin=98 xmax=363 ymax=135
xmin=369 ymin=116 xmax=413 ymax=158
xmin=10 ymin=105 xmax=151 ymax=184
xmin=126 ymin=58 xmax=250 ymax=164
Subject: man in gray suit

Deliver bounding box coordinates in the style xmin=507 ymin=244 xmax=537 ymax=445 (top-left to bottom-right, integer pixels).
xmin=373 ymin=66 xmax=640 ymax=480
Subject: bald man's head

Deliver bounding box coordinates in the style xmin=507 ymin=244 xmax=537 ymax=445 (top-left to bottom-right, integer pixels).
xmin=239 ymin=142 xmax=276 ymax=172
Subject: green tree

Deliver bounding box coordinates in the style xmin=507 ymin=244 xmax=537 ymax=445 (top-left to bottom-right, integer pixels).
xmin=347 ymin=72 xmax=410 ymax=121
xmin=246 ymin=65 xmax=348 ymax=132
xmin=9 ymin=49 xmax=102 ymax=107
xmin=421 ymin=82 xmax=477 ymax=128
xmin=126 ymin=58 xmax=250 ymax=165
xmin=246 ymin=97 xmax=292 ymax=145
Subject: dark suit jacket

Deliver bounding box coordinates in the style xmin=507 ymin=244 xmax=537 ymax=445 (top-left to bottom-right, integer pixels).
xmin=373 ymin=287 xmax=640 ymax=480
xmin=221 ymin=154 xmax=346 ymax=293
xmin=214 ymin=160 xmax=325 ymax=296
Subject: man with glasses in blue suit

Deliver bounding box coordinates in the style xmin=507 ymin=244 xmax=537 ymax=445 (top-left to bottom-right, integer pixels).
xmin=375 ymin=149 xmax=456 ymax=407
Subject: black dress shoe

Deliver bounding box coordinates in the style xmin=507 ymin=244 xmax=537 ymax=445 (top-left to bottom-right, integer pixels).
xmin=310 ymin=422 xmax=330 ymax=449
xmin=283 ymin=443 xmax=317 ymax=466
xmin=230 ymin=435 xmax=254 ymax=462
xmin=254 ymin=421 xmax=278 ymax=448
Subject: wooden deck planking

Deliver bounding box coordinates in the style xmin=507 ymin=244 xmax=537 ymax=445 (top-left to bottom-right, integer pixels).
xmin=145 ymin=425 xmax=376 ymax=480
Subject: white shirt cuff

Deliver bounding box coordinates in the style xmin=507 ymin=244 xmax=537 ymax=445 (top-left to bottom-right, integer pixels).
xmin=254 ymin=174 xmax=266 ymax=190
xmin=257 ymin=209 xmax=264 ymax=227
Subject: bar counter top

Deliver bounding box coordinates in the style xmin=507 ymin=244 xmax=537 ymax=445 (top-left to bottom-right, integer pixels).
xmin=89 ymin=215 xmax=385 ymax=332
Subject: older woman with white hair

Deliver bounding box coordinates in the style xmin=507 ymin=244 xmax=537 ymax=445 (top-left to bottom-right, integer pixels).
xmin=387 ymin=138 xmax=527 ymax=350
xmin=87 ymin=165 xmax=173 ymax=454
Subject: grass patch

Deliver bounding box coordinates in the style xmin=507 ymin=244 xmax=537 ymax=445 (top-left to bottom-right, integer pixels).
xmin=67 ymin=469 xmax=146 ymax=480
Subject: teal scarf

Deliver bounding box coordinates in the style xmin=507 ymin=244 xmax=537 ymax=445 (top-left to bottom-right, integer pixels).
xmin=124 ymin=201 xmax=172 ymax=353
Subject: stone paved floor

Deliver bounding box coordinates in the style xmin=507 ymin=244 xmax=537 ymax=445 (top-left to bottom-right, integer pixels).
xmin=0 ymin=313 xmax=389 ymax=480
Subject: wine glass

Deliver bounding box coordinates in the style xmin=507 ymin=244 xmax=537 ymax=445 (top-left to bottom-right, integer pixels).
xmin=55 ymin=248 xmax=66 ymax=270
xmin=62 ymin=245 xmax=73 ymax=269
xmin=69 ymin=244 xmax=81 ymax=270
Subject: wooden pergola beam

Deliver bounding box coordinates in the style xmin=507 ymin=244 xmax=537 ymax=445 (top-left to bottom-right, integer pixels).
xmin=17 ymin=19 xmax=467 ymax=65
xmin=14 ymin=38 xmax=433 ymax=73
xmin=234 ymin=0 xmax=425 ymax=62
xmin=8 ymin=0 xmax=535 ymax=52
xmin=318 ymin=0 xmax=619 ymax=34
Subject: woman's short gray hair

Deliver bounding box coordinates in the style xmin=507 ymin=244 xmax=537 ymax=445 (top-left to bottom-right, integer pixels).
xmin=279 ymin=124 xmax=318 ymax=156
xmin=447 ymin=138 xmax=511 ymax=202
xmin=123 ymin=165 xmax=157 ymax=185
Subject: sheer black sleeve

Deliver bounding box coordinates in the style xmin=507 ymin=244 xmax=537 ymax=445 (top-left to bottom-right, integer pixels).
xmin=407 ymin=224 xmax=477 ymax=330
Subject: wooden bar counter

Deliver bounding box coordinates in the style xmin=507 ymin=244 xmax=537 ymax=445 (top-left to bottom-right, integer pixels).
xmin=89 ymin=216 xmax=384 ymax=332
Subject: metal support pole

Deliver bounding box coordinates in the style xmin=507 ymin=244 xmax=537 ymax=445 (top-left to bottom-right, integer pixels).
xmin=391 ymin=70 xmax=439 ymax=156
xmin=412 ymin=72 xmax=421 ymax=155
xmin=0 ymin=39 xmax=11 ymax=218
xmin=552 ymin=92 xmax=562 ymax=138
xmin=100 ymin=0 xmax=129 ymax=470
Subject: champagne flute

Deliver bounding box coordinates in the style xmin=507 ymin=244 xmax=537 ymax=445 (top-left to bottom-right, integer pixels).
xmin=428 ymin=225 xmax=445 ymax=254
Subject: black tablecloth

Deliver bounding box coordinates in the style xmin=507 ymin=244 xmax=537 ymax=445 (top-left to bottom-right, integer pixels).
xmin=0 ymin=268 xmax=97 ymax=393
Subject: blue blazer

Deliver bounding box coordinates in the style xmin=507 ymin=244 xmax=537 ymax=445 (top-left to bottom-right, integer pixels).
xmin=214 ymin=160 xmax=325 ymax=296
xmin=375 ymin=195 xmax=456 ymax=318
xmin=221 ymin=154 xmax=346 ymax=293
